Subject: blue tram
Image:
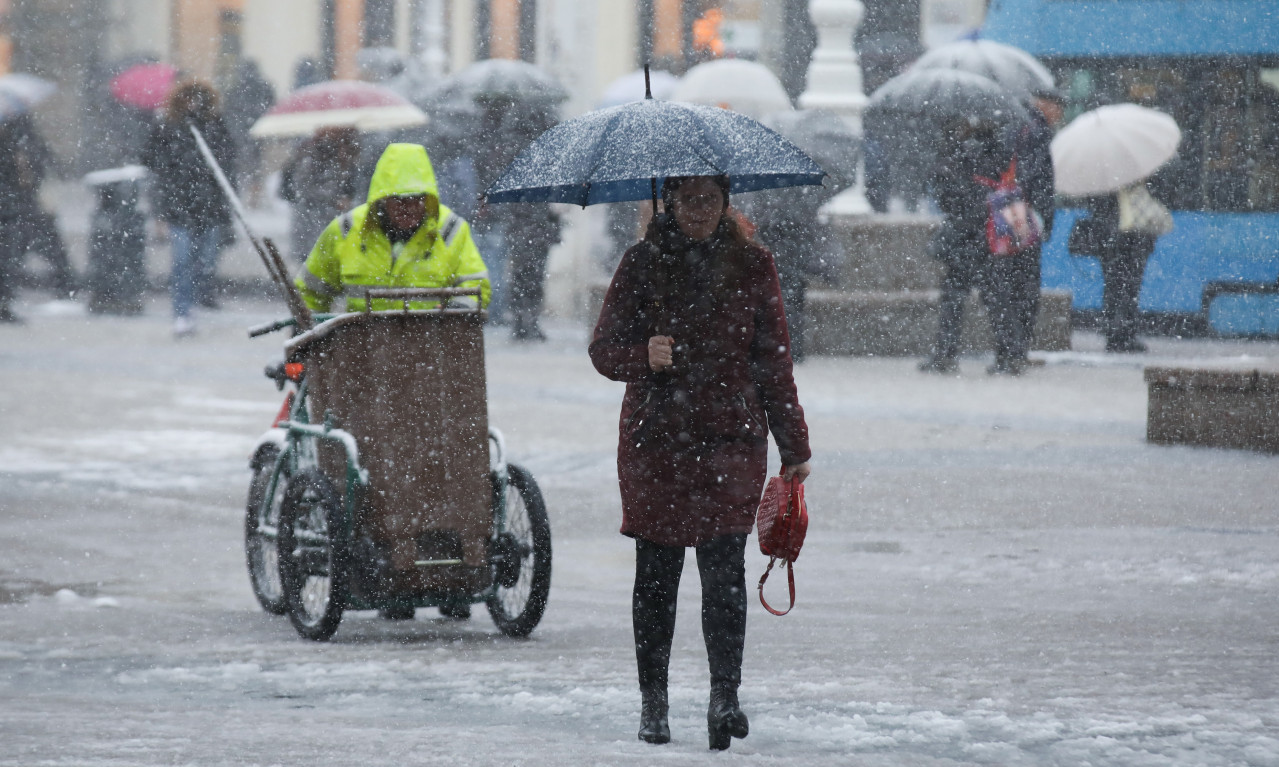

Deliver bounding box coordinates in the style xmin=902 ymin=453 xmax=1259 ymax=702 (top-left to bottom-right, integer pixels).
xmin=982 ymin=0 xmax=1279 ymax=335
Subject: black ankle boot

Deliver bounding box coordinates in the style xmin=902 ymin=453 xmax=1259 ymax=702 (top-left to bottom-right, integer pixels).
xmin=707 ymin=686 xmax=749 ymax=750
xmin=638 ymin=689 xmax=670 ymax=744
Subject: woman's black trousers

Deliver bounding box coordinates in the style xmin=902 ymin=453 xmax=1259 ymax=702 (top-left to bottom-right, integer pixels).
xmin=633 ymin=533 xmax=748 ymax=696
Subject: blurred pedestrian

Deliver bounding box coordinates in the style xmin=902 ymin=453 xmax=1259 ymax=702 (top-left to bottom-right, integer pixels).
xmin=222 ymin=59 xmax=275 ymax=204
xmin=0 ymin=113 xmax=78 ymax=317
xmin=505 ymin=202 xmax=561 ymax=341
xmin=142 ymin=80 xmax=236 ymax=338
xmin=750 ymin=214 xmax=840 ymax=363
xmin=280 ymin=126 xmax=361 ymax=261
xmin=919 ymin=119 xmax=1035 ymax=375
xmin=1071 ymin=181 xmax=1171 ymax=353
xmin=470 ymin=99 xmax=559 ymax=326
xmin=590 ymin=175 xmax=811 ymax=751
xmin=738 ymin=181 xmax=845 ymax=364
xmin=987 ymin=87 xmax=1061 ymax=368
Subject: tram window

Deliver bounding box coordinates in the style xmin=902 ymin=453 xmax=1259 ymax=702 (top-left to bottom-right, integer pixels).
xmin=1251 ymin=69 xmax=1279 ymax=210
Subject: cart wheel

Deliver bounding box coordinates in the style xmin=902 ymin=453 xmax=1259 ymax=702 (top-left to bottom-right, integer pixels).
xmin=245 ymin=446 xmax=289 ymax=615
xmin=278 ymin=470 xmax=349 ymax=641
xmin=487 ymin=463 xmax=552 ymax=638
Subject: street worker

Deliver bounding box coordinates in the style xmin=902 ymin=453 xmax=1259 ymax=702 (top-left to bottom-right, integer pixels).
xmin=295 ymin=142 xmax=490 ymax=313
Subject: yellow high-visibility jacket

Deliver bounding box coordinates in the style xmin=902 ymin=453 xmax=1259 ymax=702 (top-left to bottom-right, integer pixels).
xmin=295 ymin=143 xmax=490 ymax=312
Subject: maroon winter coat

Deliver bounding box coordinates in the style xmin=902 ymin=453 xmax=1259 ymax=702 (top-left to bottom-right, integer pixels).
xmin=590 ymin=216 xmax=810 ymax=547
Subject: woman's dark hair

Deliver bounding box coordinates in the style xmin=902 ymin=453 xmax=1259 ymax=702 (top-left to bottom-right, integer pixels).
xmin=310 ymin=126 xmax=360 ymax=164
xmin=660 ymin=174 xmax=730 ymax=212
xmin=166 ymin=80 xmax=219 ymax=124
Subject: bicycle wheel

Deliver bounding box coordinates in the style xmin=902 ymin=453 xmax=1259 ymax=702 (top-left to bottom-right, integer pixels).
xmin=486 ymin=463 xmax=552 ymax=638
xmin=278 ymin=469 xmax=349 ymax=641
xmin=245 ymin=445 xmax=289 ymax=615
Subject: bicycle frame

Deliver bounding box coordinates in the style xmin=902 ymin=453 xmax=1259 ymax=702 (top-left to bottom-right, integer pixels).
xmin=253 ymin=360 xmax=515 ymax=608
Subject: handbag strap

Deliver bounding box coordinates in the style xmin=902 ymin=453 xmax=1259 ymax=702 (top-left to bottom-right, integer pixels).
xmin=757 ymin=556 xmax=796 ymax=616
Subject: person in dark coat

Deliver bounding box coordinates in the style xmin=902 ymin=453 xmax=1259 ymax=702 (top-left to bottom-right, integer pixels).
xmin=469 ymin=98 xmax=560 ymax=327
xmin=280 ymin=126 xmax=361 ymax=260
xmin=919 ymin=119 xmax=1035 ymax=375
xmin=0 ymin=113 xmax=78 ymax=321
xmin=142 ymin=80 xmax=236 ymax=337
xmin=1075 ymin=188 xmax=1162 ymax=353
xmin=222 ymin=59 xmax=275 ymax=202
xmin=992 ymin=89 xmax=1061 ymax=370
xmin=739 ymin=185 xmax=844 ymax=363
xmin=590 ymin=175 xmax=812 ymax=751
xmin=505 ymin=202 xmax=562 ymax=341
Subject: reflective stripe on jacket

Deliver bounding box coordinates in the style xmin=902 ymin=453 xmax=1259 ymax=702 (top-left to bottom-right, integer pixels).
xmin=294 ymin=143 xmax=491 ymax=313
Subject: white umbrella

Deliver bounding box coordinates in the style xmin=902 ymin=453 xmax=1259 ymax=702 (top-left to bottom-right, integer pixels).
xmin=0 ymin=73 xmax=56 ymax=108
xmin=1051 ymin=104 xmax=1181 ymax=196
xmin=249 ymin=80 xmax=427 ymax=138
xmin=598 ymin=68 xmax=680 ymax=108
xmin=671 ymin=59 xmax=792 ymax=120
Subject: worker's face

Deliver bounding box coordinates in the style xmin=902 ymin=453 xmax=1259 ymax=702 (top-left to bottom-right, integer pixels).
xmin=670 ymin=178 xmax=724 ymax=241
xmin=382 ymin=195 xmax=427 ymax=231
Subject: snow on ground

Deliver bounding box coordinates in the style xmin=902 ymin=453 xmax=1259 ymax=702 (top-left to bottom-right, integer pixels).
xmin=0 ymin=295 xmax=1277 ymax=766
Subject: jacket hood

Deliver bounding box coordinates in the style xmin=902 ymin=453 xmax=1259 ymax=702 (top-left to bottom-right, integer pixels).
xmin=365 ymin=143 xmax=439 ymax=205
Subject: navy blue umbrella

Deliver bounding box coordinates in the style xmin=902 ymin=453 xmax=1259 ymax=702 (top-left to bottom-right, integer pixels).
xmin=484 ymin=97 xmax=825 ymax=207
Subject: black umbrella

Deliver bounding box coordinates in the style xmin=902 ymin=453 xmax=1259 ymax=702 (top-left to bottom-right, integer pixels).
xmin=867 ymin=68 xmax=1029 ymax=128
xmin=762 ymin=109 xmax=859 ymax=196
xmin=484 ymin=98 xmax=824 ymax=207
xmin=911 ymin=40 xmax=1054 ymax=100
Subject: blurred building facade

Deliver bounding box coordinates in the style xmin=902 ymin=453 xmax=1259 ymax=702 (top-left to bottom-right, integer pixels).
xmin=0 ymin=0 xmax=933 ymax=169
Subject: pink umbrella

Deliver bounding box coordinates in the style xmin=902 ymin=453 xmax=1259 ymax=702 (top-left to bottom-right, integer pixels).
xmin=110 ymin=62 xmax=178 ymax=111
xmin=249 ymin=80 xmax=427 ymax=138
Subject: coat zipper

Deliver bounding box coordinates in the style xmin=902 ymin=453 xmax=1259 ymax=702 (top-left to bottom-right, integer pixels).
xmin=737 ymin=394 xmax=766 ymax=431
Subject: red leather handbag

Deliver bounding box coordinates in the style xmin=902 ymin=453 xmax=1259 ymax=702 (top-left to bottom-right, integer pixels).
xmin=755 ymin=472 xmax=808 ymax=615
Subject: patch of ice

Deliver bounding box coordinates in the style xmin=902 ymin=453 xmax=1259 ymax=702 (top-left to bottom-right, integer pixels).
xmin=31 ymin=299 xmax=86 ymax=317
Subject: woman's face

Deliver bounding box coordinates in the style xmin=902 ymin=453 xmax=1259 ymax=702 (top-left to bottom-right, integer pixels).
xmin=670 ymin=177 xmax=724 ymax=241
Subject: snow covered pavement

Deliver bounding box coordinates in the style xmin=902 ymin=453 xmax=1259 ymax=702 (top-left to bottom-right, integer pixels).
xmin=1 ymin=296 xmax=1276 ymax=766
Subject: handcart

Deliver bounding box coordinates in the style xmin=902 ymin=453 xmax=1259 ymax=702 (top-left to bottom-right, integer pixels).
xmin=242 ymin=288 xmax=551 ymax=641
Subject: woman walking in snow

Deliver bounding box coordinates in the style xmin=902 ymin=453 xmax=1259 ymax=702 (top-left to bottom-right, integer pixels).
xmin=142 ymin=80 xmax=235 ymax=338
xmin=589 ymin=175 xmax=811 ymax=751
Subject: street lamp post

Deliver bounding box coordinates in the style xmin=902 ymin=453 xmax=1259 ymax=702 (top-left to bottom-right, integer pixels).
xmin=799 ymin=0 xmax=872 ymax=216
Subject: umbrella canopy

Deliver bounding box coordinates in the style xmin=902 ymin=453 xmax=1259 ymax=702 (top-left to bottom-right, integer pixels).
xmin=484 ymin=99 xmax=824 ymax=207
xmin=1051 ymin=103 xmax=1181 ymax=196
xmin=912 ymin=40 xmax=1054 ymax=99
xmin=761 ymin=109 xmax=859 ymax=194
xmin=0 ymin=73 xmax=56 ymax=108
xmin=671 ymin=59 xmax=793 ymax=120
xmin=867 ymin=68 xmax=1029 ymax=127
xmin=432 ymin=59 xmax=568 ymax=106
xmin=110 ymin=62 xmax=177 ymax=111
xmin=598 ymin=68 xmax=680 ymax=108
xmin=250 ymin=80 xmax=427 ymax=138
xmin=736 ymin=110 xmax=856 ymax=231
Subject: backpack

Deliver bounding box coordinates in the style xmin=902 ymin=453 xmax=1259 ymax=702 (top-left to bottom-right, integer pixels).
xmin=974 ymin=156 xmax=1044 ymax=257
